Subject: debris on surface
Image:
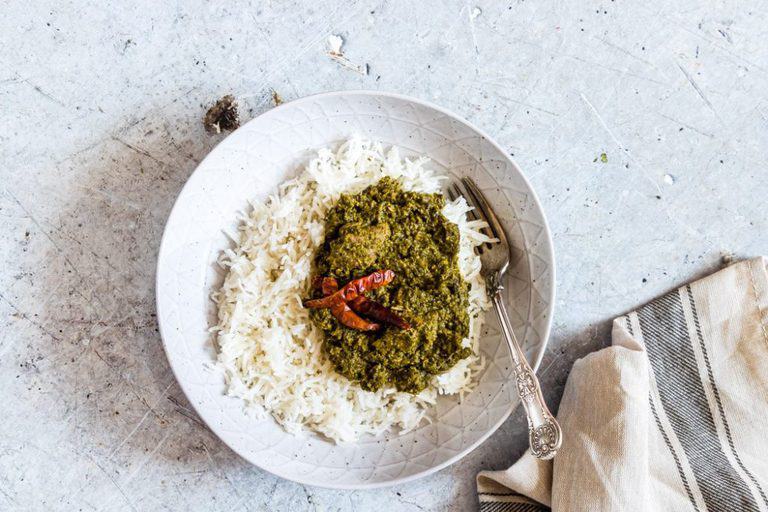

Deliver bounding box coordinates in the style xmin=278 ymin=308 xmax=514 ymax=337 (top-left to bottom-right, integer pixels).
xmin=203 ymin=95 xmax=240 ymax=134
xmin=327 ymin=35 xmax=369 ymax=76
xmin=720 ymin=251 xmax=735 ymax=267
xmin=271 ymin=89 xmax=284 ymax=106
xmin=328 ymin=34 xmax=344 ymax=56
xmin=468 ymin=7 xmax=482 ymax=53
xmin=600 ymin=152 xmax=608 ymax=163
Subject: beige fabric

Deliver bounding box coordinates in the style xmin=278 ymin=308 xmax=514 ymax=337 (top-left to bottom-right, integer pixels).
xmin=477 ymin=257 xmax=768 ymax=512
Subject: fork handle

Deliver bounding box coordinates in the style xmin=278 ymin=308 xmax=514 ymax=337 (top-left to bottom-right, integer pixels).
xmin=492 ymin=293 xmax=562 ymax=460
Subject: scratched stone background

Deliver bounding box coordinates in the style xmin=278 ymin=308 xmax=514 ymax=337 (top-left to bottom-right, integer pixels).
xmin=1 ymin=0 xmax=767 ymax=510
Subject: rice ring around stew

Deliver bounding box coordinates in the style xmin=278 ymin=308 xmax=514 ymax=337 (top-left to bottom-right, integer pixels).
xmin=213 ymin=138 xmax=495 ymax=443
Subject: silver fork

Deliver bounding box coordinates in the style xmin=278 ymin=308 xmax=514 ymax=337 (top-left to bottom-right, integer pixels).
xmin=448 ymin=177 xmax=562 ymax=460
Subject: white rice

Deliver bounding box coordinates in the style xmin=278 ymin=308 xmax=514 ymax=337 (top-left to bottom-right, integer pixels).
xmin=213 ymin=138 xmax=494 ymax=443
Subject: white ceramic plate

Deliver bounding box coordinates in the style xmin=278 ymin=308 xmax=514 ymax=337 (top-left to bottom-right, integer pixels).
xmin=156 ymin=91 xmax=555 ymax=489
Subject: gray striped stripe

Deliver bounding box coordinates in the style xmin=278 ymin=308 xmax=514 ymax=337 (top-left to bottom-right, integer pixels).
xmin=626 ymin=315 xmax=700 ymax=511
xmin=638 ymin=290 xmax=759 ymax=511
xmin=479 ymin=491 xmax=549 ymax=512
xmin=649 ymin=392 xmax=699 ymax=509
xmin=479 ymin=502 xmax=549 ymax=512
xmin=685 ymin=285 xmax=768 ymax=507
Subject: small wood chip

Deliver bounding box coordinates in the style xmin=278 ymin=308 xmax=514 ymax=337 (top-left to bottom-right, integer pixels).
xmin=203 ymin=95 xmax=240 ymax=134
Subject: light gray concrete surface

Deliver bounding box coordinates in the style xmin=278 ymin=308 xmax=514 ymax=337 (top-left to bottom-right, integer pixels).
xmin=1 ymin=0 xmax=767 ymax=510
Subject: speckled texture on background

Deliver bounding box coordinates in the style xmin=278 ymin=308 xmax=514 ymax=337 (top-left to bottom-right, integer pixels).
xmin=1 ymin=1 xmax=767 ymax=510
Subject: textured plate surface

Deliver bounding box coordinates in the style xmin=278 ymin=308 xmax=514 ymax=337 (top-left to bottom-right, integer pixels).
xmin=156 ymin=91 xmax=555 ymax=489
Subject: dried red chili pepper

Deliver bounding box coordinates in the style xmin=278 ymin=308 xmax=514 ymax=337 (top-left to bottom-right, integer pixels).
xmin=320 ymin=277 xmax=339 ymax=296
xmin=305 ymin=270 xmax=407 ymax=332
xmin=310 ymin=276 xmax=338 ymax=296
xmin=348 ymin=296 xmax=411 ymax=330
xmin=329 ymin=299 xmax=381 ymax=331
xmin=303 ymin=270 xmax=395 ymax=309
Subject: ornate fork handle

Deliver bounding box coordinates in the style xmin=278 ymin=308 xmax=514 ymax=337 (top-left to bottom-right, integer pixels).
xmin=492 ymin=292 xmax=562 ymax=460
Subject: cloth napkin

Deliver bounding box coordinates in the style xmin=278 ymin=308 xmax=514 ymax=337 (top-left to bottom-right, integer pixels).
xmin=477 ymin=257 xmax=768 ymax=512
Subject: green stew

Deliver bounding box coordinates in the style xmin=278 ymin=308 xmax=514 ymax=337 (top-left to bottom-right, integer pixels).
xmin=309 ymin=177 xmax=471 ymax=393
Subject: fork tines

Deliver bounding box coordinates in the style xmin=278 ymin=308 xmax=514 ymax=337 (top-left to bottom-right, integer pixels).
xmin=447 ymin=178 xmax=509 ymax=253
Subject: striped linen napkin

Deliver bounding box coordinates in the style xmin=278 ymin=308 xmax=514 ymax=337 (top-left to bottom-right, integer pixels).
xmin=477 ymin=257 xmax=768 ymax=512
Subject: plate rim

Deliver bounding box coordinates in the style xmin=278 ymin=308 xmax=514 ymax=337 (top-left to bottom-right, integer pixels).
xmin=155 ymin=89 xmax=556 ymax=489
